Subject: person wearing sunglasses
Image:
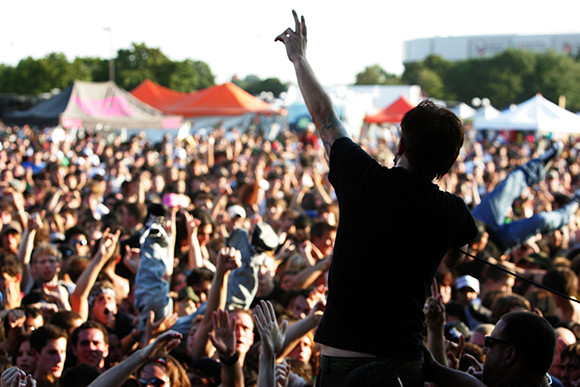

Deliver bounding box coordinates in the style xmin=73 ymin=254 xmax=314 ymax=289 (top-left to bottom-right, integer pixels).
xmin=65 ymin=226 xmax=91 ymax=258
xmin=137 ymin=355 xmax=189 ymax=387
xmin=84 ymin=331 xmax=187 ymax=387
xmin=465 ymin=311 xmax=556 ymax=387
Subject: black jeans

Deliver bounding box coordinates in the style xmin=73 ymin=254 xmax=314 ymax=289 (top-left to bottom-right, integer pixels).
xmin=315 ymin=355 xmax=424 ymax=387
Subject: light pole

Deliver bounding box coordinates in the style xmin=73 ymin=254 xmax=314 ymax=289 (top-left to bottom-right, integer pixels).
xmin=103 ymin=27 xmax=114 ymax=82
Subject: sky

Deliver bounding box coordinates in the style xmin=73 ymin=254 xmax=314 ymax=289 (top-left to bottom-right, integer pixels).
xmin=2 ymin=0 xmax=580 ymax=86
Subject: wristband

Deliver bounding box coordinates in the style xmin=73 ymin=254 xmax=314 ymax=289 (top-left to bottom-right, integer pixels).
xmin=219 ymin=351 xmax=239 ymax=366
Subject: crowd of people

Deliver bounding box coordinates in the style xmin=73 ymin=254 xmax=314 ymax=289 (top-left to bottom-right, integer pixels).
xmin=0 ymin=113 xmax=578 ymax=387
xmin=1 ymin=12 xmax=580 ymax=387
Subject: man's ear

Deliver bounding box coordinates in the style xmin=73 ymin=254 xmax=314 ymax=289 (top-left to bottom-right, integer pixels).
xmin=103 ymin=344 xmax=109 ymax=359
xmin=14 ymin=273 xmax=22 ymax=283
xmin=31 ymin=348 xmax=40 ymax=360
xmin=503 ymin=346 xmax=517 ymax=366
xmin=71 ymin=344 xmax=78 ymax=356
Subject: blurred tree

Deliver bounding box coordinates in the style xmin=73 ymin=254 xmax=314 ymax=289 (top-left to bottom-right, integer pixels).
xmin=192 ymin=60 xmax=215 ymax=90
xmin=74 ymin=57 xmax=109 ymax=82
xmin=169 ymin=59 xmax=199 ymax=92
xmin=233 ymin=75 xmax=287 ymax=97
xmin=355 ymin=64 xmax=402 ymax=85
xmin=0 ymin=44 xmax=217 ymax=97
xmin=403 ymin=50 xmax=580 ymax=111
xmin=115 ymin=43 xmax=174 ymax=90
xmin=1 ymin=53 xmax=91 ymax=95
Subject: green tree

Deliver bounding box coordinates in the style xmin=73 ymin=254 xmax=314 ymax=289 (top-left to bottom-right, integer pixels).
xmin=192 ymin=61 xmax=215 ymax=90
xmin=233 ymin=75 xmax=287 ymax=97
xmin=402 ymin=58 xmax=446 ymax=98
xmin=115 ymin=43 xmax=175 ymax=91
xmin=169 ymin=59 xmax=199 ymax=92
xmin=355 ymin=64 xmax=401 ymax=85
xmin=74 ymin=57 xmax=109 ymax=82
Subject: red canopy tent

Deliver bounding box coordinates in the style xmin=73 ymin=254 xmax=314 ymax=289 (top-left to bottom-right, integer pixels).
xmin=364 ymin=95 xmax=415 ymax=124
xmin=167 ymin=82 xmax=282 ymax=117
xmin=131 ymin=79 xmax=191 ymax=112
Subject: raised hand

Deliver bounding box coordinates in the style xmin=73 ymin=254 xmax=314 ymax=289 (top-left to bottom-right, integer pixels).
xmin=142 ymin=330 xmax=182 ymax=361
xmin=275 ymin=363 xmax=291 ymax=387
xmin=27 ymin=210 xmax=45 ymax=231
xmin=208 ymin=309 xmax=237 ymax=358
xmin=464 ymin=353 xmax=484 ymax=380
xmin=1 ymin=367 xmax=36 ymax=387
xmin=145 ymin=311 xmax=179 ymax=343
xmin=164 ymin=207 xmax=178 ymax=237
xmin=216 ymin=247 xmax=242 ymax=274
xmin=254 ymin=300 xmax=288 ymax=359
xmin=424 ymin=279 xmax=445 ymax=331
xmin=7 ymin=309 xmax=25 ymax=329
xmin=446 ymin=335 xmax=465 ymax=370
xmin=98 ymin=229 xmax=121 ymax=260
xmin=275 ymin=10 xmax=308 ymax=63
xmin=184 ymin=211 xmax=202 ymax=236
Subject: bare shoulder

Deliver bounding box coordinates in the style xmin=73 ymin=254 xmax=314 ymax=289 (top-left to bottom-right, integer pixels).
xmin=317 ymin=112 xmax=350 ymax=156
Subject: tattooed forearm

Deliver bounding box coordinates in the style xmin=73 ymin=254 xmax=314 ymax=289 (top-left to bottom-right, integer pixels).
xmin=318 ymin=112 xmax=350 ymax=155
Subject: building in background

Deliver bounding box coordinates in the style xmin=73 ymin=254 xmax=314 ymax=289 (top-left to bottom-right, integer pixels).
xmin=403 ymin=33 xmax=580 ymax=63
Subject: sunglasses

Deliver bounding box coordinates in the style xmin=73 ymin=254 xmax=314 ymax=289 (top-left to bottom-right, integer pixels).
xmin=138 ymin=378 xmax=166 ymax=387
xmin=484 ymin=335 xmax=512 ymax=348
xmin=70 ymin=239 xmax=88 ymax=246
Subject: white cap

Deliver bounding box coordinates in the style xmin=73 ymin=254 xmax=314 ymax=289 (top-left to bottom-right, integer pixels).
xmin=455 ymin=275 xmax=480 ymax=294
xmin=227 ymin=205 xmax=246 ymax=219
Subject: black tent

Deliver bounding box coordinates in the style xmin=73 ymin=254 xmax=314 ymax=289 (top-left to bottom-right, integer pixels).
xmin=3 ymin=85 xmax=73 ymax=127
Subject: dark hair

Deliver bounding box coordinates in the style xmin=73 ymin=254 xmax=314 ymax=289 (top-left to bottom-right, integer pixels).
xmin=0 ymin=254 xmax=22 ymax=277
xmin=526 ymin=289 xmax=556 ymax=317
xmin=499 ymin=311 xmax=556 ymax=376
xmin=310 ymin=221 xmax=337 ymax=240
xmin=490 ymin=294 xmax=531 ymax=324
xmin=400 ymin=100 xmax=464 ymax=181
xmin=484 ymin=262 xmax=515 ymax=283
xmin=561 ymin=341 xmax=580 ymax=365
xmin=59 ymin=363 xmax=102 ymax=387
xmin=187 ymin=268 xmax=214 ymax=287
xmin=543 ymin=267 xmax=579 ymax=298
xmin=65 ymin=226 xmax=89 ymax=242
xmin=294 ymin=215 xmax=311 ymax=230
xmin=71 ymin=321 xmax=109 ymax=347
xmin=30 ymin=324 xmax=68 ymax=353
xmin=0 ymin=349 xmax=12 ymax=374
xmin=49 ymin=311 xmax=83 ymax=334
xmin=123 ymin=202 xmax=147 ymax=224
xmin=10 ymin=335 xmax=30 ymax=366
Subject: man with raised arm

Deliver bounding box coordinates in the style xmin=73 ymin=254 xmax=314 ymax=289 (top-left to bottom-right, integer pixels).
xmin=276 ymin=11 xmax=478 ymax=387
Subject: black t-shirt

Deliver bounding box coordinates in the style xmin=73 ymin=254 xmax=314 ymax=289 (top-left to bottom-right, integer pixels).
xmin=314 ymin=137 xmax=478 ymax=360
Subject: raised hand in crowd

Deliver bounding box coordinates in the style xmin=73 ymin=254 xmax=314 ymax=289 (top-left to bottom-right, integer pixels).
xmin=255 ymin=300 xmax=288 ymax=387
xmin=216 ymin=246 xmax=243 ymax=275
xmin=184 ymin=211 xmax=204 ymax=271
xmin=464 ymin=353 xmax=484 ymax=381
xmin=209 ymin=309 xmax=243 ymax=387
xmin=275 ymin=363 xmax=291 ymax=387
xmin=422 ymin=345 xmax=485 ymax=387
xmin=144 ymin=310 xmax=179 ymax=346
xmin=424 ymin=279 xmax=447 ymax=366
xmin=123 ymin=245 xmax=140 ymax=274
xmin=209 ymin=309 xmax=236 ymax=359
xmin=1 ymin=367 xmax=36 ymax=387
xmin=87 ymin=331 xmax=182 ymax=387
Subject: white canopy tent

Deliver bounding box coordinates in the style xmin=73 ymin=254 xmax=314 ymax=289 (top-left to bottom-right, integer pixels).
xmin=473 ymin=94 xmax=580 ymax=133
xmin=450 ymin=102 xmax=477 ymax=119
